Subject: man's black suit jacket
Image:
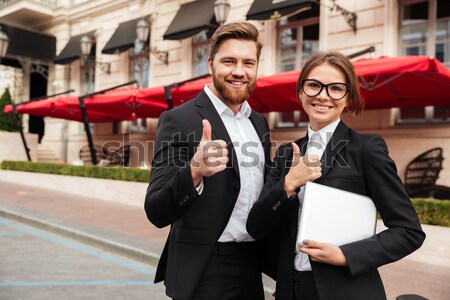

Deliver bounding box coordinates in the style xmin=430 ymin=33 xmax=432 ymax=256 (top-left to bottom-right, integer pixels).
xmin=247 ymin=121 xmax=425 ymax=300
xmin=145 ymin=90 xmax=272 ymax=300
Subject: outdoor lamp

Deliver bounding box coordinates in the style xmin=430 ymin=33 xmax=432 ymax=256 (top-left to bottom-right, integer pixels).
xmin=0 ymin=26 xmax=9 ymax=58
xmin=214 ymin=0 xmax=230 ymax=26
xmin=136 ymin=18 xmax=150 ymax=44
xmin=80 ymin=34 xmax=110 ymax=74
xmin=135 ymin=18 xmax=168 ymax=65
xmin=80 ymin=35 xmax=92 ymax=56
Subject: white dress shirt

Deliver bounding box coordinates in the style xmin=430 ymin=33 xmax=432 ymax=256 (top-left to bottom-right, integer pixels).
xmin=294 ymin=118 xmax=341 ymax=271
xmin=203 ymin=86 xmax=265 ymax=242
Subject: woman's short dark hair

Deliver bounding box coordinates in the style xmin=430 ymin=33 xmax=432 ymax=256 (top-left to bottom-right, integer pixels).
xmin=296 ymin=51 xmax=364 ymax=116
xmin=209 ymin=22 xmax=262 ymax=63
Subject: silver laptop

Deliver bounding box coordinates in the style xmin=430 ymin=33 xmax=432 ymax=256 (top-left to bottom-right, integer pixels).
xmin=297 ymin=182 xmax=377 ymax=247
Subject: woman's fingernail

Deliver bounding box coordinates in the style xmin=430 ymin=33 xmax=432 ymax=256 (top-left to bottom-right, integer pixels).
xmin=303 ymin=240 xmax=309 ymax=245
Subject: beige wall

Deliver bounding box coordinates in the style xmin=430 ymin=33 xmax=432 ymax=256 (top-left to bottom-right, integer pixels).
xmin=379 ymin=127 xmax=450 ymax=186
xmin=0 ymin=132 xmax=38 ymax=162
xmin=320 ymin=0 xmax=386 ymax=57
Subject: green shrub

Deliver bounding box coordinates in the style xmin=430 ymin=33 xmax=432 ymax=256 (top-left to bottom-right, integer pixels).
xmin=0 ymin=160 xmax=150 ymax=183
xmin=0 ymin=88 xmax=19 ymax=132
xmin=412 ymin=198 xmax=450 ymax=227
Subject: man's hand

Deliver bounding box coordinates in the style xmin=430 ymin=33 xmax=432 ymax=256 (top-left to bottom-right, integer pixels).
xmin=299 ymin=240 xmax=348 ymax=266
xmin=284 ymin=143 xmax=322 ymax=196
xmin=190 ymin=119 xmax=229 ymax=187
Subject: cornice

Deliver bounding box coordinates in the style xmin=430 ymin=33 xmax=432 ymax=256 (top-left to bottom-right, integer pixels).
xmin=53 ymin=0 xmax=141 ymax=22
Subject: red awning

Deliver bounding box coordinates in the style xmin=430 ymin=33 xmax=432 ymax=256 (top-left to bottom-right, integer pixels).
xmin=4 ymin=96 xmax=128 ymax=122
xmin=5 ymin=56 xmax=450 ymax=120
xmin=4 ymin=87 xmax=168 ymax=122
xmin=60 ymin=88 xmax=168 ymax=120
xmin=250 ymin=56 xmax=450 ymax=112
xmin=354 ymin=56 xmax=450 ymax=110
xmin=249 ymin=70 xmax=300 ymax=113
xmin=136 ymin=76 xmax=212 ymax=108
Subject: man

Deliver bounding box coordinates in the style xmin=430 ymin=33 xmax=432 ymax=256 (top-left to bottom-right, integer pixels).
xmin=144 ymin=22 xmax=271 ymax=300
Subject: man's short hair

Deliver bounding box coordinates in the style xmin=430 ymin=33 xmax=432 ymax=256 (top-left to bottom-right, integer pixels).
xmin=209 ymin=22 xmax=262 ymax=62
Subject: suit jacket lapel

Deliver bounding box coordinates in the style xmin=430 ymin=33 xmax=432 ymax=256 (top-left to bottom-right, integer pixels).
xmin=299 ymin=133 xmax=309 ymax=157
xmin=287 ymin=133 xmax=309 ymax=242
xmin=281 ymin=133 xmax=309 ymax=178
xmin=195 ymin=91 xmax=240 ymax=177
xmin=315 ymin=121 xmax=349 ymax=184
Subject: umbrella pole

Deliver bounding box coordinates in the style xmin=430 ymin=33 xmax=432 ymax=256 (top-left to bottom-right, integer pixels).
xmin=163 ymin=74 xmax=211 ymax=110
xmin=164 ymin=85 xmax=174 ymax=110
xmin=78 ymin=96 xmax=97 ymax=165
xmin=12 ymin=104 xmax=32 ymax=162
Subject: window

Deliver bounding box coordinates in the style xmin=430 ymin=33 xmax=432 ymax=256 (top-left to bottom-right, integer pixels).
xmin=397 ymin=0 xmax=450 ymax=124
xmin=275 ymin=8 xmax=319 ymax=127
xmin=128 ymin=39 xmax=150 ymax=132
xmin=396 ymin=106 xmax=450 ymax=124
xmin=277 ymin=13 xmax=319 ymax=72
xmin=400 ymin=1 xmax=428 ymax=57
xmin=436 ymin=2 xmax=450 ymax=66
xmin=129 ymin=38 xmax=149 ymax=88
xmin=192 ymin=31 xmax=211 ymax=77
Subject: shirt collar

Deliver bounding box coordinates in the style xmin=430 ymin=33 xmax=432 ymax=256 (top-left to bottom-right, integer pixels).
xmin=203 ymin=85 xmax=252 ymax=118
xmin=307 ymin=118 xmax=341 ymax=145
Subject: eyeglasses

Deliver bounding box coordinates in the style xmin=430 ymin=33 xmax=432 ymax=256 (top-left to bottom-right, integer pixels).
xmin=301 ymin=79 xmax=349 ymax=100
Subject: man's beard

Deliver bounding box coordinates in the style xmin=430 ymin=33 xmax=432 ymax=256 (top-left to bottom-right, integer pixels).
xmin=212 ymin=70 xmax=256 ymax=106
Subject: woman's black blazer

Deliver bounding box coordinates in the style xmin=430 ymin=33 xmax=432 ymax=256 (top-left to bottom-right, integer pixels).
xmin=247 ymin=121 xmax=425 ymax=300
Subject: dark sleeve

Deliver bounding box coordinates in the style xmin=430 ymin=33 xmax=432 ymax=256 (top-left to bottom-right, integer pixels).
xmin=144 ymin=111 xmax=199 ymax=228
xmin=247 ymin=144 xmax=298 ymax=240
xmin=340 ymin=135 xmax=426 ymax=276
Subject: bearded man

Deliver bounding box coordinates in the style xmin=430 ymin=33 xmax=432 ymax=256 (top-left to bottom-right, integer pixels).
xmin=144 ymin=22 xmax=272 ymax=300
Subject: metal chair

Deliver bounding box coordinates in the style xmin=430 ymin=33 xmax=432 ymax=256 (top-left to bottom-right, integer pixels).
xmin=102 ymin=144 xmax=130 ymax=167
xmin=79 ymin=144 xmax=105 ymax=165
xmin=404 ymin=147 xmax=444 ymax=198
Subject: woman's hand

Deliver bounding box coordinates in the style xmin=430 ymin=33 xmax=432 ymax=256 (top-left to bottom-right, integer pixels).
xmin=284 ymin=143 xmax=322 ymax=196
xmin=299 ymin=240 xmax=348 ymax=266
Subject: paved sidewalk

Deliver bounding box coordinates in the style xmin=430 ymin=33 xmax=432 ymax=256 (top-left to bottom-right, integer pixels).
xmin=0 ymin=180 xmax=449 ymax=300
xmin=0 ymin=180 xmax=168 ymax=264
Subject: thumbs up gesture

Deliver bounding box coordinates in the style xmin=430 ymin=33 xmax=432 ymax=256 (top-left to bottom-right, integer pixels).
xmin=284 ymin=143 xmax=322 ymax=196
xmin=190 ymin=120 xmax=229 ymax=186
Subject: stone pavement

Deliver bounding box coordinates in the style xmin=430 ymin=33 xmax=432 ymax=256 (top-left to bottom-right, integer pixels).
xmin=0 ymin=216 xmax=167 ymax=300
xmin=0 ymin=180 xmax=449 ymax=300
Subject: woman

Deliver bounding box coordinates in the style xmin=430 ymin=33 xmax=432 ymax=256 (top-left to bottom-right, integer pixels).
xmin=247 ymin=51 xmax=425 ymax=300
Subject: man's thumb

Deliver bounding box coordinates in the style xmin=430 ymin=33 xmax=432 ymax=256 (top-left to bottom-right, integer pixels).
xmin=202 ymin=119 xmax=212 ymax=141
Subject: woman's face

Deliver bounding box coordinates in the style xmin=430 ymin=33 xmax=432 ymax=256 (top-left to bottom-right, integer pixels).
xmin=299 ymin=63 xmax=349 ymax=131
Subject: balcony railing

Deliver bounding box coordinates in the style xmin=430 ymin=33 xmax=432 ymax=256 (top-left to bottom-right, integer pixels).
xmin=0 ymin=0 xmax=57 ymax=9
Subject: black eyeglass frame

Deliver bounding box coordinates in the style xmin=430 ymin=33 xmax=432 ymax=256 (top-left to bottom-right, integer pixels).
xmin=301 ymin=79 xmax=350 ymax=100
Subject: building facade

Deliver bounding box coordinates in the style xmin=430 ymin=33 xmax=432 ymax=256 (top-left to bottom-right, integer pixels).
xmin=0 ymin=0 xmax=449 ymax=185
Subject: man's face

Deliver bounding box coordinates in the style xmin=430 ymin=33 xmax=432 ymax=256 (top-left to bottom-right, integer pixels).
xmin=208 ymin=39 xmax=258 ymax=108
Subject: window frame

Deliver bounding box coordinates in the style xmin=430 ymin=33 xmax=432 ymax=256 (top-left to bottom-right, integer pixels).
xmin=274 ymin=16 xmax=319 ymax=129
xmin=191 ymin=31 xmax=211 ymax=77
xmin=276 ymin=16 xmax=319 ymax=73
